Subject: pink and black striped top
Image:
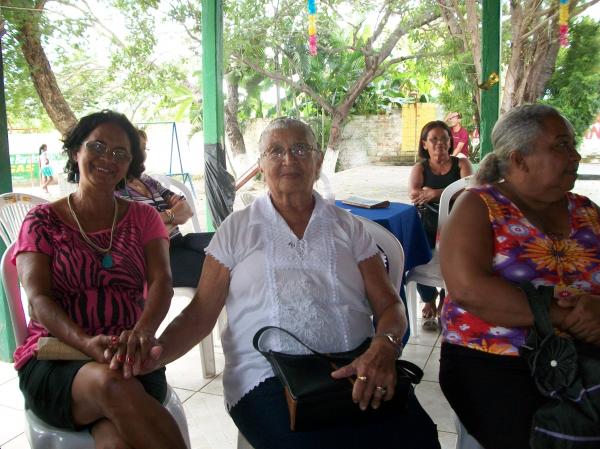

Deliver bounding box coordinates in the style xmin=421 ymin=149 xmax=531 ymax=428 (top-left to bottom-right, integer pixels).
xmin=11 ymin=201 xmax=168 ymax=370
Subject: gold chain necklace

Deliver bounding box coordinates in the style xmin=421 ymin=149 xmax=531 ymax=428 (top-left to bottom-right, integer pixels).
xmin=67 ymin=193 xmax=118 ymax=268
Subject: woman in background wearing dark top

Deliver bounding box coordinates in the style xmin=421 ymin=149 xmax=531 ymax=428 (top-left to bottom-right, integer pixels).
xmin=116 ymin=129 xmax=213 ymax=287
xmin=408 ymin=121 xmax=472 ymax=330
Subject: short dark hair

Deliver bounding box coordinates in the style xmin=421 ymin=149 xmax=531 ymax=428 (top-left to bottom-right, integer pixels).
xmin=418 ymin=121 xmax=454 ymax=159
xmin=62 ymin=110 xmax=143 ymax=188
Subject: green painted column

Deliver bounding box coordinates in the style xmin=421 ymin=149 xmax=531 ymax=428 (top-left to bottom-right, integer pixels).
xmin=0 ymin=32 xmax=16 ymax=362
xmin=480 ymin=0 xmax=501 ymax=158
xmin=202 ymin=0 xmax=234 ymax=230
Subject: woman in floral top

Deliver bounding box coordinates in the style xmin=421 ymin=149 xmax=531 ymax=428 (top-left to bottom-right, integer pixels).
xmin=438 ymin=104 xmax=600 ymax=449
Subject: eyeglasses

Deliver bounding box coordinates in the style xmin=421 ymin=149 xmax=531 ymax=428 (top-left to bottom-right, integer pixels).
xmin=427 ymin=137 xmax=450 ymax=144
xmin=84 ymin=140 xmax=132 ymax=163
xmin=261 ymin=143 xmax=317 ymax=160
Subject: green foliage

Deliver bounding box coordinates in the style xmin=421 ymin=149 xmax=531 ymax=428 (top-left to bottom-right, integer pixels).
xmin=543 ymin=17 xmax=600 ymax=145
xmin=3 ymin=0 xmax=192 ymax=129
xmin=435 ymin=25 xmax=478 ymax=131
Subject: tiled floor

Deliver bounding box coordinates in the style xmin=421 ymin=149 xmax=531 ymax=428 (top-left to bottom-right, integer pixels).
xmin=0 ymin=295 xmax=456 ymax=449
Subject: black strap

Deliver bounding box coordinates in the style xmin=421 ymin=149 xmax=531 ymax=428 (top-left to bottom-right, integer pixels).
xmin=520 ymin=282 xmax=555 ymax=338
xmin=253 ymin=326 xmax=338 ymax=359
xmin=253 ymin=326 xmax=423 ymax=384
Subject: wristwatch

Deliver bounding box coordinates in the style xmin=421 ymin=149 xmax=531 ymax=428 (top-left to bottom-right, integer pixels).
xmin=375 ymin=333 xmax=403 ymax=359
xmin=163 ymin=209 xmax=175 ymax=224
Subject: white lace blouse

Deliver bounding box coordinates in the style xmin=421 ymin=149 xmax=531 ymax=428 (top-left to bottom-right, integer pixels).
xmin=206 ymin=191 xmax=379 ymax=409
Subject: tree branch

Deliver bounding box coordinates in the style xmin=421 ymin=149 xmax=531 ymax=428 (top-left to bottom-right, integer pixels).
xmin=383 ymin=50 xmax=452 ymax=68
xmin=368 ymin=1 xmax=393 ymax=47
xmin=58 ymin=0 xmax=127 ymax=48
xmin=232 ymin=52 xmax=335 ymax=115
xmin=376 ymin=8 xmax=441 ymax=66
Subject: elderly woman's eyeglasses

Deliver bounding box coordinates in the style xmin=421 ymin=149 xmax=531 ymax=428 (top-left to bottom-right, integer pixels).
xmin=84 ymin=140 xmax=132 ymax=163
xmin=261 ymin=143 xmax=317 ymax=160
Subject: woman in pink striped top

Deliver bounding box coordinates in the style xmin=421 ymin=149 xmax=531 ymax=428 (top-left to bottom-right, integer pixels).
xmin=12 ymin=110 xmax=186 ymax=449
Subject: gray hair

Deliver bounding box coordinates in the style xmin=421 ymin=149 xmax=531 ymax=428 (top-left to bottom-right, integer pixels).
xmin=476 ymin=104 xmax=573 ymax=184
xmin=258 ymin=117 xmax=319 ymax=154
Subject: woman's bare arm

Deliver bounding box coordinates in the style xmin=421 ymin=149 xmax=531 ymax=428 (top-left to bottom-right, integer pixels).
xmin=155 ymin=255 xmax=230 ymax=366
xmin=16 ymin=252 xmax=112 ymax=361
xmin=440 ymin=191 xmax=569 ymax=327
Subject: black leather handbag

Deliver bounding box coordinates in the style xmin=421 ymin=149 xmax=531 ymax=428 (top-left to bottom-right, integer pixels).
xmin=253 ymin=326 xmax=423 ymax=431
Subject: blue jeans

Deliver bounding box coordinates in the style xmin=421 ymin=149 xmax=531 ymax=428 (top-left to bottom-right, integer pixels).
xmin=229 ymin=377 xmax=440 ymax=449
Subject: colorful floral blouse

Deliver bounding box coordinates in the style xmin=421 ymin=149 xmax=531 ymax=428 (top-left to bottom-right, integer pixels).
xmin=441 ymin=184 xmax=600 ymax=356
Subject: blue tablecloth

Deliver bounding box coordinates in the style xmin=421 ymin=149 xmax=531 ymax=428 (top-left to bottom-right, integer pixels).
xmin=335 ymin=201 xmax=432 ymax=272
xmin=335 ymin=200 xmax=432 ymax=341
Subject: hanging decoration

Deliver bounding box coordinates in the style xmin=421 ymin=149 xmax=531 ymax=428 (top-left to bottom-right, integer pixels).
xmin=307 ymin=0 xmax=317 ymax=56
xmin=559 ymin=0 xmax=569 ymax=47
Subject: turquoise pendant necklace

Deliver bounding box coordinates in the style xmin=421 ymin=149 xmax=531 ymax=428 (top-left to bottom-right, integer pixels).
xmin=102 ymin=253 xmax=113 ymax=268
xmin=67 ymin=194 xmax=118 ymax=269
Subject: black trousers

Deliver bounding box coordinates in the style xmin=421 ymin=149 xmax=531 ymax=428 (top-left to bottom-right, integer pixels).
xmin=169 ymin=232 xmax=214 ymax=288
xmin=230 ymin=377 xmax=440 ymax=449
xmin=439 ymin=343 xmax=546 ymax=449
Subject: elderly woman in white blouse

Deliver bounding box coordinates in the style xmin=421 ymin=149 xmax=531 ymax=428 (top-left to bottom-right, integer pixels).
xmin=134 ymin=118 xmax=439 ymax=448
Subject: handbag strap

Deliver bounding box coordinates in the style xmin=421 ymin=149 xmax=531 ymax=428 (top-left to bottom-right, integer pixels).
xmin=520 ymin=282 xmax=555 ymax=338
xmin=253 ymin=325 xmax=334 ymax=359
xmin=253 ymin=326 xmax=423 ymax=384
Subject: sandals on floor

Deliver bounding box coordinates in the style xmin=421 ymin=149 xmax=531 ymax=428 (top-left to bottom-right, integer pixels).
xmin=422 ymin=317 xmax=439 ymax=332
xmin=422 ymin=303 xmax=436 ymax=320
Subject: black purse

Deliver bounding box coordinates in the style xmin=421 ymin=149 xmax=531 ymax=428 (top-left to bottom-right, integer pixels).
xmin=519 ymin=282 xmax=600 ymax=448
xmin=253 ymin=326 xmax=423 ymax=431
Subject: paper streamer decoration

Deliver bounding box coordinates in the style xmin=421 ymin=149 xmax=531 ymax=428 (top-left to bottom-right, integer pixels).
xmin=559 ymin=0 xmax=569 ymax=47
xmin=307 ymin=0 xmax=317 ymax=55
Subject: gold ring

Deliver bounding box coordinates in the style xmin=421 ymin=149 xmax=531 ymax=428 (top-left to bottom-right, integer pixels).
xmin=375 ymin=386 xmax=387 ymax=394
xmin=356 ymin=375 xmax=368 ymax=382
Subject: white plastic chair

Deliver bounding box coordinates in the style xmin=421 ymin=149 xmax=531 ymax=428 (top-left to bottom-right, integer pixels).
xmin=151 ymin=173 xmax=218 ymax=378
xmin=355 ymin=215 xmax=405 ymax=292
xmin=152 ymin=174 xmax=202 ymax=234
xmin=0 ymin=192 xmax=48 ymax=247
xmin=1 ymin=242 xmax=191 ymax=449
xmin=405 ymin=176 xmax=472 ymax=337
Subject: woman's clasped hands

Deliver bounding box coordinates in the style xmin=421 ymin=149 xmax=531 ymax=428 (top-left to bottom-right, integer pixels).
xmin=330 ymin=338 xmax=397 ymax=412
xmin=410 ymin=187 xmax=437 ymax=206
xmin=103 ymin=328 xmax=163 ymax=378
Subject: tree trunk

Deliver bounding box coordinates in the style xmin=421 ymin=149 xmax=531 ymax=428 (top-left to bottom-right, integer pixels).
xmin=322 ymin=111 xmax=345 ymax=175
xmin=501 ymin=1 xmax=563 ymax=111
xmin=224 ymin=72 xmax=246 ymax=156
xmin=16 ymin=11 xmax=76 ymax=135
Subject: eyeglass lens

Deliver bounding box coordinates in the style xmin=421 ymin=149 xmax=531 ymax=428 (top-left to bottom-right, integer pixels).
xmin=263 ymin=143 xmax=314 ymax=159
xmin=85 ymin=141 xmax=131 ymax=162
